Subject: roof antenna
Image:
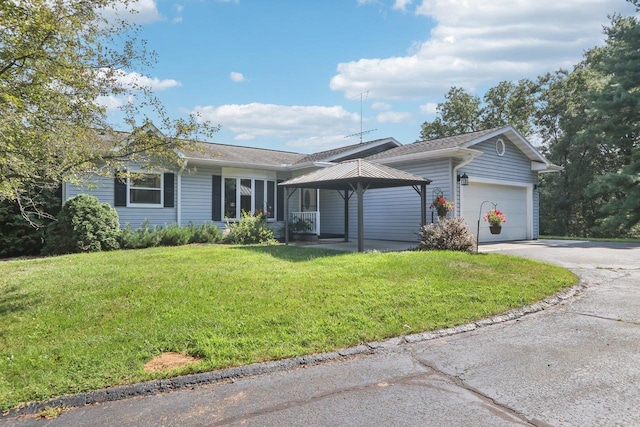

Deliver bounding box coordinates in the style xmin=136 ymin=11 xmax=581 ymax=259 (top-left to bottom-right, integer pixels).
xmin=345 ymin=90 xmax=376 ymax=144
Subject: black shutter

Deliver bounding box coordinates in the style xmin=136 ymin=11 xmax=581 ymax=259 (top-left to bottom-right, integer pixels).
xmin=163 ymin=173 xmax=175 ymax=208
xmin=114 ymin=171 xmax=127 ymax=207
xmin=277 ymin=180 xmax=285 ymax=221
xmin=212 ymin=175 xmax=222 ymax=221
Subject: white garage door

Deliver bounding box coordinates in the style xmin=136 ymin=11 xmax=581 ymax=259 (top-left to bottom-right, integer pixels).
xmin=461 ymin=182 xmax=529 ymax=242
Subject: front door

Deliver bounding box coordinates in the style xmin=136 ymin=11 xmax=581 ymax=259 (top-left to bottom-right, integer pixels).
xmin=300 ymin=188 xmax=317 ymax=212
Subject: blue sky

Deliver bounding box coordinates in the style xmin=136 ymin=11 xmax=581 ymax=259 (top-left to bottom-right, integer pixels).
xmin=103 ymin=0 xmax=638 ymax=153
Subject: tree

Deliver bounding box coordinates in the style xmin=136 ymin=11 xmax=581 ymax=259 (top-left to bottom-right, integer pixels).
xmin=419 ymin=81 xmax=536 ymax=141
xmin=481 ymin=80 xmax=537 ymax=137
xmin=0 ymin=0 xmax=217 ymax=226
xmin=420 ymin=87 xmax=481 ymax=140
xmin=534 ymin=67 xmax=608 ymax=236
xmin=584 ymin=13 xmax=640 ymax=234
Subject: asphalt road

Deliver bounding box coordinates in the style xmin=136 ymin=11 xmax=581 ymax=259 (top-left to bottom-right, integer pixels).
xmin=5 ymin=240 xmax=640 ymax=426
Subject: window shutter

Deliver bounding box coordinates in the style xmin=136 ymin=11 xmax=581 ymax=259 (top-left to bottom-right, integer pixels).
xmin=212 ymin=175 xmax=222 ymax=221
xmin=277 ymin=180 xmax=285 ymax=221
xmin=114 ymin=171 xmax=127 ymax=207
xmin=163 ymin=173 xmax=175 ymax=208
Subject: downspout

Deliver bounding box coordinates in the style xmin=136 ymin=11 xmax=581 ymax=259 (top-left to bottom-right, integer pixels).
xmin=453 ymin=156 xmax=475 ymax=217
xmin=177 ymin=159 xmax=187 ymax=226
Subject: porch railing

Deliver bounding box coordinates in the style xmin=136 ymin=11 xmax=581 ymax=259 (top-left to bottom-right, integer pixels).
xmin=290 ymin=211 xmax=320 ymax=235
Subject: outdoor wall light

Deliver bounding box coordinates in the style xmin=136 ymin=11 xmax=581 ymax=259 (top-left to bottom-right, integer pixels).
xmin=457 ymin=173 xmax=469 ymax=186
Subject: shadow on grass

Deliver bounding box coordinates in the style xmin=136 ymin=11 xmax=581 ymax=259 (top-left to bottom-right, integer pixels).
xmin=0 ymin=286 xmax=34 ymax=317
xmin=231 ymin=244 xmax=352 ymax=262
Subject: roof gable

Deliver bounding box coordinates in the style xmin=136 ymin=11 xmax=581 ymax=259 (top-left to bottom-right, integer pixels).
xmin=365 ymin=126 xmax=560 ymax=171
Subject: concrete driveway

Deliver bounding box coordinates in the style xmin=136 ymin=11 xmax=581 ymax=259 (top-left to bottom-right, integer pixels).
xmin=5 ymin=240 xmax=640 ymax=426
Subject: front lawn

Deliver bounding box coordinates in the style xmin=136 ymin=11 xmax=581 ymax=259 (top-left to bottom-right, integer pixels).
xmin=0 ymin=244 xmax=576 ymax=411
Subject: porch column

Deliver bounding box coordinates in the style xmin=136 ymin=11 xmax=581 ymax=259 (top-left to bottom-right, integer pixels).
xmin=420 ymin=183 xmax=427 ymax=226
xmin=284 ymin=187 xmax=289 ymax=245
xmin=344 ymin=189 xmax=349 ymax=242
xmin=357 ymin=181 xmax=364 ymax=253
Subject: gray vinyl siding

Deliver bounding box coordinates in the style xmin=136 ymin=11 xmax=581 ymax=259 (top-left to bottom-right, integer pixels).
xmin=319 ymin=189 xmax=346 ymax=235
xmin=465 ymin=136 xmax=537 ymax=184
xmin=328 ymin=159 xmax=450 ymax=242
xmin=181 ymin=166 xmax=221 ymax=226
xmin=64 ymin=173 xmax=178 ymax=228
xmin=65 ymin=173 xmax=114 ymax=204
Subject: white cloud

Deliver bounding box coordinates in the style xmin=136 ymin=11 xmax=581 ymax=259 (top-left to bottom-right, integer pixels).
xmin=100 ymin=0 xmax=164 ymax=24
xmin=420 ymin=102 xmax=438 ymax=115
xmin=331 ymin=0 xmax=638 ymax=100
xmin=172 ymin=4 xmax=183 ymax=23
xmin=371 ymin=102 xmax=392 ymax=111
xmin=191 ymin=103 xmax=362 ymax=150
xmin=111 ymin=69 xmax=182 ymax=91
xmin=96 ymin=94 xmax=135 ymax=111
xmin=393 ymin=0 xmax=412 ymax=11
xmin=376 ymin=111 xmax=412 ymax=123
xmin=230 ymin=72 xmax=245 ymax=82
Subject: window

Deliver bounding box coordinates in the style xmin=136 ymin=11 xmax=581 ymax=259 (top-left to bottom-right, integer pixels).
xmin=496 ymin=138 xmax=506 ymax=157
xmin=222 ymin=177 xmax=276 ymax=220
xmin=129 ymin=173 xmax=162 ymax=206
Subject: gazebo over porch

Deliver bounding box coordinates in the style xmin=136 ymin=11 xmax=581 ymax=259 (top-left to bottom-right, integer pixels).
xmin=279 ymin=159 xmax=432 ymax=252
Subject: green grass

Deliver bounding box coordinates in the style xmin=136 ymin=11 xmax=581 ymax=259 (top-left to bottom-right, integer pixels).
xmin=0 ymin=244 xmax=577 ymax=411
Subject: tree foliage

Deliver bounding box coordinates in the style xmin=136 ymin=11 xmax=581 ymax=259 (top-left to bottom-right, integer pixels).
xmin=420 ymin=80 xmax=536 ymax=140
xmin=0 ymin=0 xmax=218 ymax=224
xmin=419 ymin=3 xmax=640 ymax=237
xmin=584 ymin=13 xmax=640 ymax=234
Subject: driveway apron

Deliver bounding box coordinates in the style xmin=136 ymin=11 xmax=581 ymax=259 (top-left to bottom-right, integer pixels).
xmin=4 ymin=241 xmax=640 ymax=426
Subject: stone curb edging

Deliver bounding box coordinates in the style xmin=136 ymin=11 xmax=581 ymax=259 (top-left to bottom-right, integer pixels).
xmin=2 ymin=282 xmax=585 ymax=419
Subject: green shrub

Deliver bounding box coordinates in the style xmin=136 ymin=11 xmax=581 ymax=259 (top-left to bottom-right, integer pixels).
xmin=189 ymin=222 xmax=223 ymax=244
xmin=159 ymin=223 xmax=192 ymax=246
xmin=419 ymin=217 xmax=476 ymax=252
xmin=0 ymin=187 xmax=61 ymax=258
xmin=42 ymin=194 xmax=120 ymax=255
xmin=225 ymin=211 xmax=276 ymax=244
xmin=119 ymin=221 xmax=223 ymax=249
xmin=119 ymin=220 xmax=162 ymax=249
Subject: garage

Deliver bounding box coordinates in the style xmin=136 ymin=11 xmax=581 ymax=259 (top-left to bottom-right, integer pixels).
xmin=461 ymin=181 xmax=530 ymax=242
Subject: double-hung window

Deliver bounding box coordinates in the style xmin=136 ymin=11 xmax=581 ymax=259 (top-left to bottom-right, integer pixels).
xmin=129 ymin=173 xmax=162 ymax=206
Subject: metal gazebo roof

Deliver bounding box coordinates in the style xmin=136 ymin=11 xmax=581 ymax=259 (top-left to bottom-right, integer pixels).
xmin=279 ymin=158 xmax=430 ymax=190
xmin=279 ymin=159 xmax=432 ymax=252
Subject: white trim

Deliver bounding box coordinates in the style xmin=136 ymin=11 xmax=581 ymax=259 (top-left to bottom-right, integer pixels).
xmin=177 ymin=160 xmax=187 ymax=226
xmin=496 ymin=138 xmax=506 ymax=156
xmin=372 ymin=147 xmax=483 ymax=165
xmin=126 ymin=172 xmax=164 ymax=208
xmin=460 ymin=178 xmax=533 ymax=240
xmin=222 ymin=176 xmax=277 ymax=222
xmin=452 ymin=155 xmax=476 ymax=218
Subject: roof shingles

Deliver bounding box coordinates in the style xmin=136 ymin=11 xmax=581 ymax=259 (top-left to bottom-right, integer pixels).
xmin=365 ymin=128 xmax=501 ymax=161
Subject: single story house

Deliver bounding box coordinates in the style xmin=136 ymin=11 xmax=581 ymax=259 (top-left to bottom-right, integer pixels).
xmin=63 ymin=125 xmax=561 ymax=243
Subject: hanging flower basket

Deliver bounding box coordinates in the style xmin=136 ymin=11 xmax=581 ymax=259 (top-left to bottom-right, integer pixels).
xmin=484 ymin=208 xmax=506 ymax=234
xmin=430 ymin=196 xmax=454 ymax=218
